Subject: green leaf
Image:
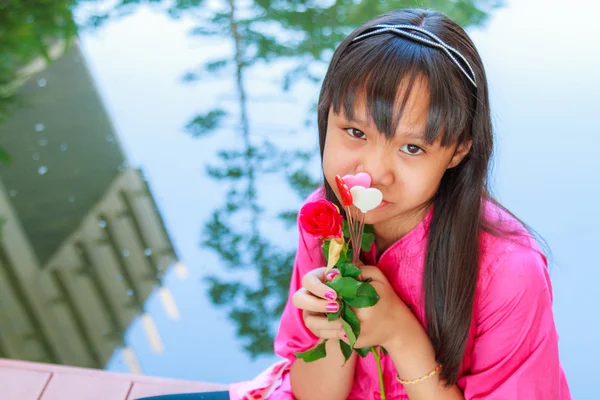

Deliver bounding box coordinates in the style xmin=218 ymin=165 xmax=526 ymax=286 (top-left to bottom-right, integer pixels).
xmin=326 ymin=277 xmax=361 ymax=300
xmin=381 ymin=346 xmax=389 ymax=356
xmin=354 ymin=347 xmax=371 ymax=357
xmin=322 ymin=239 xmax=329 ymax=261
xmin=346 ymin=282 xmax=380 ymax=308
xmin=339 ymin=263 xmax=361 ymax=279
xmin=0 ymin=146 xmax=11 ymax=164
xmin=343 ymin=305 xmax=361 ymax=339
xmin=342 ymin=219 xmax=350 ymax=239
xmin=337 ymin=243 xmax=350 ymax=266
xmin=341 ymin=318 xmax=356 ymax=347
xmin=295 ymin=340 xmax=327 ymax=362
xmin=339 ymin=340 xmax=353 ymax=365
xmin=361 ymin=232 xmax=375 ymax=252
xmin=346 ymin=248 xmax=354 ymax=264
xmin=327 ymin=309 xmax=341 ymax=322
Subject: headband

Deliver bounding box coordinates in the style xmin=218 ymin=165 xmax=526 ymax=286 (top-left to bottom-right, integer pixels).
xmin=351 ymin=24 xmax=478 ymax=88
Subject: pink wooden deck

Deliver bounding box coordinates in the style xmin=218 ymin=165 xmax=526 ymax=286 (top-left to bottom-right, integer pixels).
xmin=0 ymin=358 xmax=228 ymax=399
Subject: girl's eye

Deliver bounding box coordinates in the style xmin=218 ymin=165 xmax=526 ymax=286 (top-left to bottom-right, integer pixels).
xmin=345 ymin=128 xmax=366 ymax=139
xmin=400 ymin=144 xmax=424 ymax=155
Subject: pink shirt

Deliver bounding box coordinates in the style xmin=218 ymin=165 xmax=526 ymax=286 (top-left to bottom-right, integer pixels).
xmin=230 ymin=188 xmax=571 ymax=399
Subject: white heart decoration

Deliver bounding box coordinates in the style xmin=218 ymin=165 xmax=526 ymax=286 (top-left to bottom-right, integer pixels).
xmin=350 ymin=186 xmax=383 ymax=213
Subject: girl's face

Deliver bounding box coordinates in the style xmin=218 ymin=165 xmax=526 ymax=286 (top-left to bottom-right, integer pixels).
xmin=322 ymin=78 xmax=471 ymax=234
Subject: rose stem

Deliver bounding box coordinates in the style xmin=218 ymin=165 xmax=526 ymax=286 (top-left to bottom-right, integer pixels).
xmin=353 ymin=208 xmax=363 ymax=266
xmin=345 ymin=206 xmax=355 ymax=251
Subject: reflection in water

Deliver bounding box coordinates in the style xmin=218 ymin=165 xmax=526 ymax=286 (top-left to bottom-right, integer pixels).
xmin=0 ymin=2 xmax=80 ymax=165
xmin=193 ymin=0 xmax=321 ymax=357
xmin=0 ymin=0 xmax=501 ymax=373
xmin=0 ymin=42 xmax=181 ymax=372
xmin=184 ymin=0 xmax=499 ymax=359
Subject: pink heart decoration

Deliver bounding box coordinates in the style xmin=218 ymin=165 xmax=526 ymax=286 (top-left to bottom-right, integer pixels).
xmin=342 ymin=172 xmax=371 ymax=189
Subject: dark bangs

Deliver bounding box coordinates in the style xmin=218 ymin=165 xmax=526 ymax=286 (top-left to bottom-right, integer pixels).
xmin=325 ymin=33 xmax=475 ymax=147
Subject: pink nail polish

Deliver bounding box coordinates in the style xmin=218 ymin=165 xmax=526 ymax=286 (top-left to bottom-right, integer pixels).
xmin=343 ymin=333 xmax=347 ymax=339
xmin=324 ymin=290 xmax=336 ymax=301
xmin=326 ymin=302 xmax=339 ymax=312
xmin=326 ymin=271 xmax=339 ymax=281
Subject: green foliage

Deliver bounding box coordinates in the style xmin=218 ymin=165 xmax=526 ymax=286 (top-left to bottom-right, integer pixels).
xmin=339 ymin=262 xmax=361 ymax=279
xmin=341 ymin=318 xmax=356 ymax=347
xmin=346 ymin=282 xmax=379 ymax=308
xmin=343 ymin=305 xmax=360 ymax=341
xmin=354 ymin=346 xmax=371 ymax=357
xmin=295 ymin=339 xmax=327 ymax=362
xmin=327 ymin=307 xmax=341 ymax=322
xmin=326 ymin=276 xmax=361 ymax=299
xmin=0 ymin=146 xmax=11 ymax=165
xmin=361 ymin=232 xmax=375 ymax=252
xmin=0 ymin=0 xmax=80 ymax=161
xmin=339 ymin=339 xmax=352 ymax=363
xmin=185 ymin=109 xmax=228 ymax=137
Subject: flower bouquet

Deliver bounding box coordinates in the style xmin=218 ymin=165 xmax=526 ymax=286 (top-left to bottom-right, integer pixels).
xmin=295 ymin=173 xmax=388 ymax=399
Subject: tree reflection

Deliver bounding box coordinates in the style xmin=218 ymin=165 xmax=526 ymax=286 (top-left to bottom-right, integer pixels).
xmin=0 ymin=1 xmax=81 ymax=163
xmin=177 ymin=1 xmax=501 ymax=358
xmin=255 ymin=0 xmax=502 ymax=89
xmin=1 ymin=0 xmax=502 ymax=360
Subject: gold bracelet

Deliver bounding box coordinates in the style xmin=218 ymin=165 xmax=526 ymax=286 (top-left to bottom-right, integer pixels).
xmin=396 ymin=365 xmax=442 ymax=385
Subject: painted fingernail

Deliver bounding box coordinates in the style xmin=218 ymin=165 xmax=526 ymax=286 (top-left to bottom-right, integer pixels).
xmin=324 ymin=290 xmax=336 ymax=300
xmin=326 ymin=302 xmax=339 ymax=312
xmin=326 ymin=271 xmax=339 ymax=281
xmin=343 ymin=333 xmax=347 ymax=339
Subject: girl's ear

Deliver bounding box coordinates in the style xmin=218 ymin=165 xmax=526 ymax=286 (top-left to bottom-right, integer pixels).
xmin=447 ymin=140 xmax=472 ymax=169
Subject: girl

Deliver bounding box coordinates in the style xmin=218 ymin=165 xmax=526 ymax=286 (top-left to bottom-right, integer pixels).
xmin=143 ymin=7 xmax=571 ymax=400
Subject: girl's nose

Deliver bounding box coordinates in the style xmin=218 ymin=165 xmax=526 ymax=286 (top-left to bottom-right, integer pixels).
xmin=357 ymin=148 xmax=394 ymax=187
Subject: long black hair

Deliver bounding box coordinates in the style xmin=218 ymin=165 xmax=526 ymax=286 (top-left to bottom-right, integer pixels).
xmin=317 ymin=8 xmax=519 ymax=385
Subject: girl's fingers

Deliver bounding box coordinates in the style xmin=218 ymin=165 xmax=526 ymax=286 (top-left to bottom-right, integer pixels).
xmin=292 ymin=288 xmax=340 ymax=314
xmin=301 ymin=267 xmax=339 ymax=301
xmin=303 ymin=311 xmax=344 ymax=338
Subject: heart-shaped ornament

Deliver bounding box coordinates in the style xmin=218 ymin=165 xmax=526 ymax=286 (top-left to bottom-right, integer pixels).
xmin=334 ymin=175 xmax=353 ymax=207
xmin=350 ymin=186 xmax=383 ymax=213
xmin=342 ymin=172 xmax=371 ymax=189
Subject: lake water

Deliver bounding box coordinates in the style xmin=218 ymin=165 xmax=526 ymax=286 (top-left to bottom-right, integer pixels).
xmin=0 ymin=0 xmax=598 ymax=398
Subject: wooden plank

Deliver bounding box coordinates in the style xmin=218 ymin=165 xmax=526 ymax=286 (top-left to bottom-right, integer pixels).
xmin=0 ymin=359 xmax=218 ymax=385
xmin=0 ymin=358 xmax=228 ymax=400
xmin=127 ymin=381 xmax=228 ymax=400
xmin=40 ymin=371 xmax=132 ymax=400
xmin=0 ymin=366 xmax=51 ymax=400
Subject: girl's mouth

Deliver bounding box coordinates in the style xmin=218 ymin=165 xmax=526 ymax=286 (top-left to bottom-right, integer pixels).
xmin=375 ymin=200 xmax=390 ymax=210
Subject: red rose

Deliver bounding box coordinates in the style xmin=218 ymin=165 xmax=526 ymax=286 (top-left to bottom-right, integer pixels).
xmin=299 ymin=199 xmax=343 ymax=239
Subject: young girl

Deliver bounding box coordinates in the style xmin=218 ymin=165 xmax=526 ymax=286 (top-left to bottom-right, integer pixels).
xmin=142 ymin=7 xmax=571 ymax=400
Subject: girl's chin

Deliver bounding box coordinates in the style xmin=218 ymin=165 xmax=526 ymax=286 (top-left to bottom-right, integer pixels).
xmin=362 ymin=203 xmax=399 ymax=224
xmin=362 ymin=210 xmax=389 ymax=225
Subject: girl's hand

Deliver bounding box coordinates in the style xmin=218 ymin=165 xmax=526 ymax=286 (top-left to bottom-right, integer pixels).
xmin=292 ymin=267 xmax=346 ymax=341
xmin=351 ymin=265 xmax=427 ymax=351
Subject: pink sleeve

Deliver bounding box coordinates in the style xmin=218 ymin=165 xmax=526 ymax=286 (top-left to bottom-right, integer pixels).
xmin=459 ymin=244 xmax=571 ymax=399
xmin=273 ymin=205 xmax=326 ymax=361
